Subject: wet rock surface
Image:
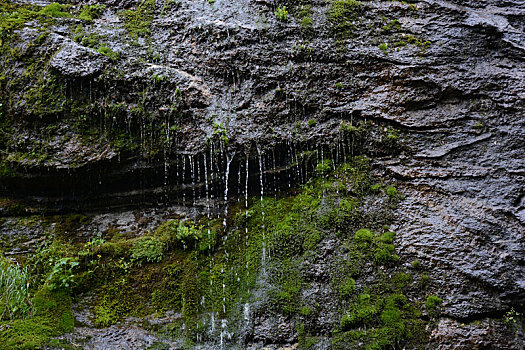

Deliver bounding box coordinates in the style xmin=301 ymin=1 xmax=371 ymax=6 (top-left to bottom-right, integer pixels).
xmin=1 ymin=0 xmax=525 ymax=348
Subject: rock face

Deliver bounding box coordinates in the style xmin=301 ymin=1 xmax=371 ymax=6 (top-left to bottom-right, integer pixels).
xmin=0 ymin=0 xmax=524 ymax=348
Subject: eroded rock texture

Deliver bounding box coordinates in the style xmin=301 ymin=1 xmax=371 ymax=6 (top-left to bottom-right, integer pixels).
xmin=0 ymin=0 xmax=524 ymax=348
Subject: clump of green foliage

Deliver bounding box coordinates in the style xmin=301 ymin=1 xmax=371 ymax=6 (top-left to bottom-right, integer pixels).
xmin=0 ymin=287 xmax=74 ymax=349
xmin=39 ymin=3 xmax=71 ymax=18
xmin=425 ymin=295 xmax=442 ymax=318
xmin=130 ymin=236 xmax=165 ymax=266
xmin=121 ymin=0 xmax=156 ymax=38
xmin=354 ymin=228 xmax=373 ymax=243
xmin=382 ymin=19 xmax=401 ymax=32
xmin=46 ymin=258 xmax=79 ymax=291
xmin=327 ymin=0 xmax=361 ymax=40
xmin=78 ymin=4 xmax=105 ymax=22
xmin=0 ymin=258 xmax=32 ymax=320
xmin=275 ymin=6 xmax=289 ymax=21
xmin=315 ymin=159 xmax=333 ymax=176
xmin=97 ymin=45 xmax=120 ymax=60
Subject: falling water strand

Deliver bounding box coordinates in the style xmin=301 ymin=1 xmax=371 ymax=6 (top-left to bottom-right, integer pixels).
xmin=257 ymin=146 xmax=266 ymax=271
xmin=182 ymin=155 xmax=186 ymax=206
xmin=223 ymin=152 xmax=235 ymax=231
xmin=164 ymin=119 xmax=170 ymax=204
xmin=245 ymin=151 xmax=250 ymax=275
xmin=190 ymin=155 xmax=196 ymax=210
xmin=272 ymin=149 xmax=277 ymax=198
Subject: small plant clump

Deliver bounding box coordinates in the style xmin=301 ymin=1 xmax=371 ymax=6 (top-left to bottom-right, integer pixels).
xmin=0 ymin=259 xmax=32 ymax=320
xmin=275 ymin=6 xmax=289 ymax=22
xmin=130 ymin=236 xmax=165 ymax=266
xmin=78 ymin=4 xmax=105 ymax=23
xmin=327 ymin=0 xmax=361 ymax=40
xmin=425 ymin=295 xmax=442 ymax=317
xmin=121 ymin=0 xmax=155 ymax=39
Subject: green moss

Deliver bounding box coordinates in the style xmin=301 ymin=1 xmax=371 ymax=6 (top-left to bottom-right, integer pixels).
xmin=97 ymin=45 xmax=120 ymax=60
xmin=382 ymin=19 xmax=401 ymax=32
xmin=121 ymin=0 xmax=156 ymax=39
xmin=0 ymin=288 xmax=73 ymax=349
xmin=94 ymin=278 xmax=137 ymax=327
xmin=327 ymin=0 xmax=362 ymax=40
xmin=341 ymin=293 xmax=379 ymax=330
xmin=39 ymin=3 xmax=71 ymax=18
xmin=130 ymin=236 xmax=165 ymax=266
xmin=354 ymin=228 xmax=373 ymax=243
xmin=339 ymin=278 xmax=356 ymax=299
xmin=425 ymin=295 xmax=442 ymax=318
xmin=385 ymin=185 xmax=398 ymax=198
xmin=379 ymin=231 xmax=395 ymax=244
xmin=151 ymin=263 xmax=183 ymax=312
xmin=375 ymin=243 xmax=398 ymax=265
xmin=78 ymin=4 xmax=105 ymax=23
xmin=300 ymin=306 xmax=312 ymax=316
xmin=315 ymin=159 xmax=333 ymax=176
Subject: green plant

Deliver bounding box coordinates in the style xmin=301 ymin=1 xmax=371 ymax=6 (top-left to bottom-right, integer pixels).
xmin=354 ymin=229 xmax=373 ymax=243
xmin=504 ymin=307 xmax=523 ymax=326
xmin=0 ymin=259 xmax=32 ymax=320
xmin=301 ymin=16 xmax=313 ymax=30
xmin=375 ymin=243 xmax=398 ymax=265
xmin=210 ymin=121 xmax=229 ymax=144
xmin=340 ymin=293 xmax=378 ymax=330
xmin=315 ymin=159 xmax=333 ymax=176
xmin=379 ymin=231 xmax=395 ymax=244
xmin=386 ymin=185 xmax=398 ymax=197
xmin=275 ymin=6 xmax=289 ymax=21
xmin=121 ymin=0 xmax=155 ymax=38
xmin=379 ymin=43 xmax=388 ymax=51
xmin=420 ymin=273 xmax=430 ymax=287
xmin=46 ymin=258 xmax=79 ymax=291
xmin=382 ymin=19 xmax=400 ymax=32
xmin=78 ymin=4 xmax=105 ymax=22
xmin=300 ymin=306 xmax=312 ymax=316
xmin=39 ymin=3 xmax=70 ymax=18
xmin=130 ymin=236 xmax=165 ymax=266
xmin=307 ymin=119 xmax=317 ymax=127
xmin=339 ymin=278 xmax=356 ymax=299
xmin=425 ymin=295 xmax=442 ymax=317
xmin=335 ymin=82 xmax=343 ymax=89
xmin=327 ymin=0 xmax=361 ymax=39
xmin=97 ymin=45 xmax=120 ymax=60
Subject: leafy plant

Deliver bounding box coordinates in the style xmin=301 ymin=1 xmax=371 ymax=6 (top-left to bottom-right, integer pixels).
xmin=46 ymin=258 xmax=79 ymax=291
xmin=0 ymin=259 xmax=32 ymax=320
xmin=275 ymin=6 xmax=289 ymax=21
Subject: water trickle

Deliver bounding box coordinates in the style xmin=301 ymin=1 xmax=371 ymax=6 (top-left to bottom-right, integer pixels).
xmin=257 ymin=146 xmax=266 ymax=270
xmin=272 ymin=149 xmax=277 ymax=198
xmin=182 ymin=155 xmax=186 ymax=206
xmin=223 ymin=152 xmax=235 ymax=230
xmin=190 ymin=155 xmax=196 ymax=209
xmin=244 ymin=303 xmax=250 ymax=322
